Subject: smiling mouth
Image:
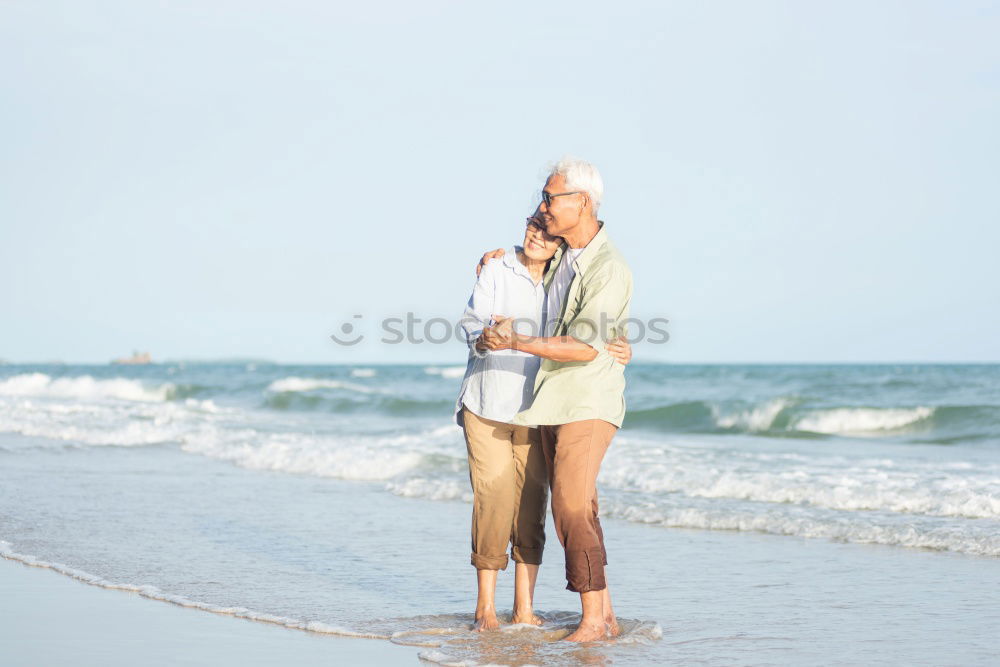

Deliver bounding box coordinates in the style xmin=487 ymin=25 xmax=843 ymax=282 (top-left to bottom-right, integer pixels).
xmin=528 ymin=239 xmax=546 ymax=250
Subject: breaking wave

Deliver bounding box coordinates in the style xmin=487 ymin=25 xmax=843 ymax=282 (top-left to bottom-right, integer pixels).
xmin=625 ymin=399 xmax=999 ymax=441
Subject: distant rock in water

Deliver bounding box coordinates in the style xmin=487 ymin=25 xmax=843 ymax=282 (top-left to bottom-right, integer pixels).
xmin=111 ymin=350 xmax=152 ymax=365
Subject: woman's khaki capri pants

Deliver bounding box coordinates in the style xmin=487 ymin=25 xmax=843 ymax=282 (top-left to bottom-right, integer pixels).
xmin=461 ymin=406 xmax=548 ymax=570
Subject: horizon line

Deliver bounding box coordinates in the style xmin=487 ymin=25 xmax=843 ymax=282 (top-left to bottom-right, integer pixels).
xmin=2 ymin=359 xmax=999 ymax=366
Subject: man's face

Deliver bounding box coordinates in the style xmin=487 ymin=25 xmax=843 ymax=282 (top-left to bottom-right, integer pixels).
xmin=538 ymin=173 xmax=586 ymax=237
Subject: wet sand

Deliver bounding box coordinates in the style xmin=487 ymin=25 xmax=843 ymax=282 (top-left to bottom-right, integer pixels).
xmin=0 ymin=557 xmax=413 ymax=667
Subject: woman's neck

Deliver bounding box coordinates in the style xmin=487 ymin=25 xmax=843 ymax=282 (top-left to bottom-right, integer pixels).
xmin=517 ymin=249 xmax=548 ymax=283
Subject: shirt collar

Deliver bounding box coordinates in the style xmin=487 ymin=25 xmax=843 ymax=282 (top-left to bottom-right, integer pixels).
xmin=503 ymin=245 xmax=539 ymax=282
xmin=502 ymin=246 xmax=521 ymax=269
xmin=542 ymin=243 xmax=565 ymax=291
xmin=569 ymin=220 xmax=608 ymax=274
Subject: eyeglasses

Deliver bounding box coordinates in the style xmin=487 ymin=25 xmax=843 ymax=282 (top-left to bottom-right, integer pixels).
xmin=540 ymin=190 xmax=584 ymax=207
xmin=526 ymin=218 xmax=560 ymax=241
xmin=526 ymin=217 xmax=545 ymax=232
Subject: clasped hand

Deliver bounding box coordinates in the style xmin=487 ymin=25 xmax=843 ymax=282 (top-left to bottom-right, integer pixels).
xmin=478 ymin=315 xmax=516 ymax=351
xmin=476 ymin=314 xmax=634 ymax=365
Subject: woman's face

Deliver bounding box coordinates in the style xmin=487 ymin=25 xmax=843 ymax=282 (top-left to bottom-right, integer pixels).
xmin=522 ymin=216 xmax=562 ymax=261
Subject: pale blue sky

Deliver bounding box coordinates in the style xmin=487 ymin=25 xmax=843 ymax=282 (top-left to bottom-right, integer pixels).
xmin=2 ymin=1 xmax=998 ymax=363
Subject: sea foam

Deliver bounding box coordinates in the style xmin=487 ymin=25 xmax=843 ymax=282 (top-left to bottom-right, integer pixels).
xmin=792 ymin=406 xmax=934 ymax=434
xmin=266 ymin=377 xmax=381 ymax=394
xmin=600 ymin=501 xmax=1000 ymax=557
xmin=0 ymin=373 xmax=172 ymax=402
xmin=424 ymin=366 xmax=466 ymax=379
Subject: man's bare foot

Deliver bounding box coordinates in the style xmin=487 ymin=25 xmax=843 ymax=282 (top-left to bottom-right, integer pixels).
xmin=474 ymin=608 xmax=500 ymax=632
xmin=511 ymin=610 xmax=545 ymax=626
xmin=601 ymin=585 xmax=620 ymax=637
xmin=563 ymin=620 xmax=606 ymax=642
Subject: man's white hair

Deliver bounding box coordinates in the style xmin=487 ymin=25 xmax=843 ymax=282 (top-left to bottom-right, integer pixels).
xmin=549 ymin=157 xmax=604 ymax=211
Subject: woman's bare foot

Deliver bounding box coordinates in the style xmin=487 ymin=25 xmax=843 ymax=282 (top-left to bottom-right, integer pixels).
xmin=512 ymin=563 xmax=542 ymax=626
xmin=564 ymin=620 xmax=606 ymax=642
xmin=474 ymin=608 xmax=500 ymax=632
xmin=511 ymin=609 xmax=545 ymax=626
xmin=473 ymin=569 xmax=500 ymax=631
xmin=605 ymin=614 xmax=621 ymax=637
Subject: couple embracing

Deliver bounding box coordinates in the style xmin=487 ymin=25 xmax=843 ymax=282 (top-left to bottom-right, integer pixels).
xmin=455 ymin=158 xmax=633 ymax=642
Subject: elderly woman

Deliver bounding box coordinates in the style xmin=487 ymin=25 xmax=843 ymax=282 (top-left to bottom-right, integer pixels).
xmin=455 ymin=215 xmax=631 ymax=631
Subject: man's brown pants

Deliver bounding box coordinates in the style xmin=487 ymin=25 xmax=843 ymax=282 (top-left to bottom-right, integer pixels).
xmin=462 ymin=407 xmax=548 ymax=570
xmin=540 ymin=419 xmax=617 ymax=593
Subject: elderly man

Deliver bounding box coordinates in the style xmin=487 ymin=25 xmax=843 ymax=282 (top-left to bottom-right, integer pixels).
xmin=477 ymin=157 xmax=632 ymax=642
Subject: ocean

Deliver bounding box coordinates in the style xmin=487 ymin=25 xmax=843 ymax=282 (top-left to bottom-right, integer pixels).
xmin=1 ymin=362 xmax=998 ymax=665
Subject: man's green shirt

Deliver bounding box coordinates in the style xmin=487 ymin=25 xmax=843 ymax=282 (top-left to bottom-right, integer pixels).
xmin=513 ymin=222 xmax=633 ymax=427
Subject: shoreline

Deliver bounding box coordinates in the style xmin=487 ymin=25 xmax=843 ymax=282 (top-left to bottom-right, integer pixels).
xmin=0 ymin=539 xmax=388 ymax=639
xmin=0 ymin=555 xmax=414 ymax=666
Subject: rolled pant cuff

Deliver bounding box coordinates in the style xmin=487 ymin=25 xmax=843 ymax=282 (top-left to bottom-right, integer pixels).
xmin=511 ymin=545 xmax=543 ymax=565
xmin=566 ymin=582 xmax=607 ymax=593
xmin=471 ymin=553 xmax=509 ymax=570
xmin=564 ymin=549 xmax=607 ymax=593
